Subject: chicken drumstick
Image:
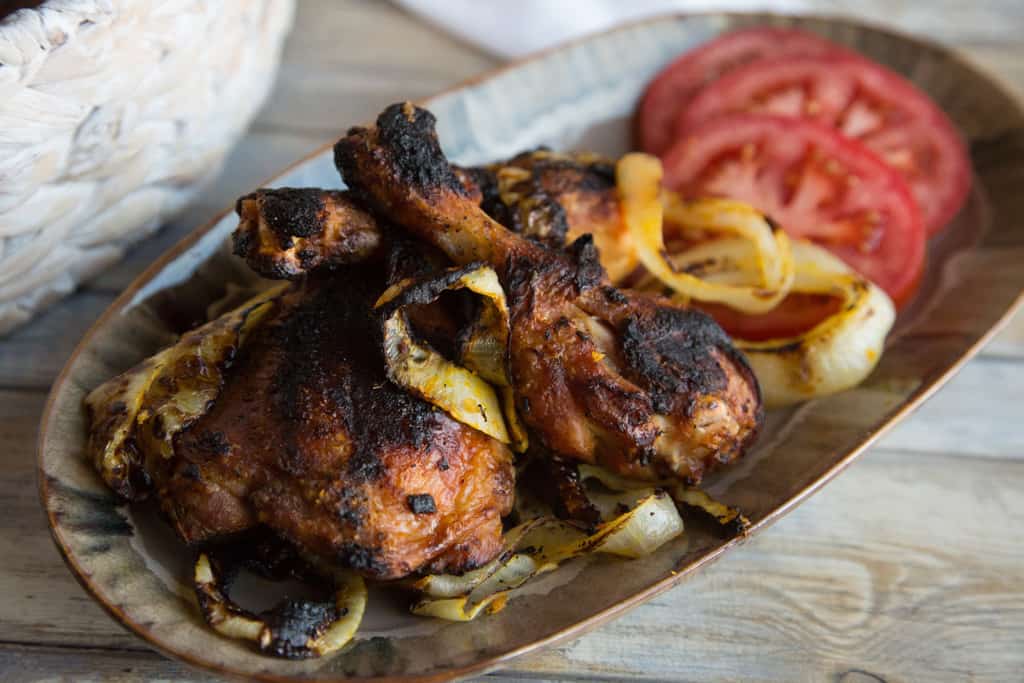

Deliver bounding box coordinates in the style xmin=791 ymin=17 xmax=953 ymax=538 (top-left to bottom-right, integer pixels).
xmin=335 ymin=103 xmax=762 ymax=483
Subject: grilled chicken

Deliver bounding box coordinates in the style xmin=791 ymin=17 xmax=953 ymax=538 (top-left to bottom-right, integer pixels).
xmin=468 ymin=150 xmax=638 ymax=281
xmin=335 ymin=103 xmax=762 ymax=484
xmin=86 ymin=266 xmax=514 ymax=580
xmin=232 ymin=155 xmax=634 ymax=282
xmin=233 ymin=188 xmax=383 ymax=279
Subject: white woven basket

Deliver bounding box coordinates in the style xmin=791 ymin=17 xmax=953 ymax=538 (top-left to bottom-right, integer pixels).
xmin=0 ymin=0 xmax=295 ymax=334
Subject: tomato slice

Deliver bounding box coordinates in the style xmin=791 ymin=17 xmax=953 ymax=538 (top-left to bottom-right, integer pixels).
xmin=661 ymin=113 xmax=925 ymax=308
xmin=635 ymin=27 xmax=841 ymax=155
xmin=675 ymin=54 xmax=971 ymax=235
xmin=696 ymin=294 xmax=842 ymax=341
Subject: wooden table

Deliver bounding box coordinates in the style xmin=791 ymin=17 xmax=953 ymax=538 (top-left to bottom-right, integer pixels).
xmin=3 ymin=1 xmax=1023 ymax=680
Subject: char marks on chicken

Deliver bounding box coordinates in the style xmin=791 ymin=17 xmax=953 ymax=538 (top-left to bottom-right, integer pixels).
xmin=233 ymin=188 xmax=384 ymax=279
xmin=87 ymin=265 xmax=514 ymax=580
xmin=466 ymin=149 xmax=637 ymax=280
xmin=335 ymin=102 xmax=762 ymax=484
xmin=86 ymin=101 xmax=764 ymax=592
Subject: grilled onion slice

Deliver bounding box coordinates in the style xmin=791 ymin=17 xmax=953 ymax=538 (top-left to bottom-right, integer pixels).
xmin=615 ymin=153 xmax=893 ymax=406
xmin=578 ymin=464 xmax=749 ymax=531
xmin=85 ymin=284 xmax=286 ymax=499
xmin=647 ymin=236 xmax=894 ymax=407
xmin=375 ymin=263 xmax=526 ymax=450
xmin=411 ymin=490 xmax=684 ymax=621
xmin=617 ymin=153 xmax=794 ymax=314
xmin=194 ymin=552 xmax=366 ymax=659
xmin=735 ymin=240 xmax=895 ymax=407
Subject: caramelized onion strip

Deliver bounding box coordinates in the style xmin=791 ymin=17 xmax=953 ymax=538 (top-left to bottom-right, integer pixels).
xmin=617 ymin=153 xmax=794 ymax=313
xmin=375 ymin=264 xmax=527 ymax=450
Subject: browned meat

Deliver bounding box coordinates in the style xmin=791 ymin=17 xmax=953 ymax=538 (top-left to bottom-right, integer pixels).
xmin=521 ymin=457 xmax=601 ymax=528
xmin=231 ymin=154 xmax=636 ymax=283
xmin=469 ymin=150 xmax=638 ymax=281
xmin=89 ymin=266 xmax=514 ymax=580
xmin=233 ymin=188 xmax=383 ymax=279
xmin=335 ymin=103 xmax=762 ymax=484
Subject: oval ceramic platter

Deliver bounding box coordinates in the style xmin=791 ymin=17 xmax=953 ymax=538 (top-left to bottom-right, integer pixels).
xmin=38 ymin=12 xmax=1024 ymax=683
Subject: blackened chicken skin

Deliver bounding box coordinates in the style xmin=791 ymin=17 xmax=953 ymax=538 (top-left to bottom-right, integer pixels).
xmin=233 ymin=155 xmax=632 ymax=281
xmin=521 ymin=457 xmax=601 ymax=528
xmin=469 ymin=150 xmax=638 ymax=281
xmin=335 ymin=103 xmax=762 ymax=484
xmin=120 ymin=268 xmax=514 ymax=580
xmin=233 ymin=188 xmax=383 ymax=279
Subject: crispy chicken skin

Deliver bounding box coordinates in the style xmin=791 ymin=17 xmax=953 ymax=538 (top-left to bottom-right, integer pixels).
xmin=468 ymin=150 xmax=638 ymax=281
xmin=335 ymin=103 xmax=762 ymax=483
xmin=232 ymin=156 xmax=635 ymax=282
xmin=89 ymin=267 xmax=514 ymax=580
xmin=233 ymin=188 xmax=383 ymax=279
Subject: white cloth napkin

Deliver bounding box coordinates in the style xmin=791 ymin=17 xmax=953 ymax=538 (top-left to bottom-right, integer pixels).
xmin=396 ymin=0 xmax=810 ymax=59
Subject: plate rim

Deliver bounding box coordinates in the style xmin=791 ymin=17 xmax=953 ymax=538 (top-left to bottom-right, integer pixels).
xmin=36 ymin=10 xmax=1024 ymax=683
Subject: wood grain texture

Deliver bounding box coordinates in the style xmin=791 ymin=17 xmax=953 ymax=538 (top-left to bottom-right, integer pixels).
xmin=2 ymin=0 xmax=1024 ymax=680
xmin=0 ymin=645 xmax=553 ymax=683
xmin=0 ymin=294 xmax=114 ymax=390
xmin=501 ymin=449 xmax=1024 ymax=682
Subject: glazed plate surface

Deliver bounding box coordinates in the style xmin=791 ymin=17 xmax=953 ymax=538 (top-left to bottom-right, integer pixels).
xmin=38 ymin=13 xmax=1024 ymax=682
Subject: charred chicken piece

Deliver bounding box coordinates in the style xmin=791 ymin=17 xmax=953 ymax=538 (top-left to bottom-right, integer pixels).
xmin=468 ymin=150 xmax=638 ymax=281
xmin=335 ymin=103 xmax=762 ymax=484
xmin=521 ymin=456 xmax=601 ymax=528
xmin=233 ymin=188 xmax=383 ymax=280
xmin=231 ymin=157 xmax=634 ymax=282
xmin=86 ymin=266 xmax=514 ymax=580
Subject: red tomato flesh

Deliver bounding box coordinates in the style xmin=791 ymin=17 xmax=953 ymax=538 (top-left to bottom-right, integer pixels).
xmin=696 ymin=294 xmax=843 ymax=341
xmin=635 ymin=27 xmax=842 ymax=155
xmin=675 ymin=54 xmax=971 ymax=235
xmin=661 ymin=113 xmax=926 ymax=308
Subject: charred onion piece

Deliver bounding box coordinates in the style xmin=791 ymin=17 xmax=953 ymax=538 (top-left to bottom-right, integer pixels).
xmin=232 ymin=188 xmax=383 ymax=279
xmin=375 ymin=263 xmax=527 ymax=451
xmin=194 ymin=551 xmax=366 ymax=659
xmin=411 ymin=489 xmax=684 ymax=621
xmin=733 ymin=240 xmax=895 ymax=407
xmin=617 ymin=154 xmax=794 ymax=313
xmin=618 ymin=154 xmax=893 ymax=407
xmin=661 ymin=238 xmax=896 ymax=406
xmin=648 ymin=239 xmax=894 ymax=407
xmin=85 ymin=285 xmax=285 ymax=499
xmin=578 ymin=464 xmax=750 ymax=532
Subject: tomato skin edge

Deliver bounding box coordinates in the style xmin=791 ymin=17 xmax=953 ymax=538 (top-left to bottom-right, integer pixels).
xmin=669 ymin=51 xmax=972 ymax=237
xmin=634 ymin=27 xmax=844 ymax=155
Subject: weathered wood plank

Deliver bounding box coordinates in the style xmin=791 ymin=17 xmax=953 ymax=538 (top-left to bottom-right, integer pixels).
xmin=0 ymin=644 xmax=560 ymax=683
xmin=0 ymin=292 xmax=114 ymax=391
xmin=498 ymin=448 xmax=1024 ymax=682
xmin=254 ymin=0 xmax=495 ymax=136
xmin=0 ymin=645 xmax=202 ymax=683
xmin=877 ymin=356 xmax=1024 ymax=458
xmin=0 ymin=390 xmax=144 ymax=651
xmin=5 ymin=406 xmax=1022 ymax=681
